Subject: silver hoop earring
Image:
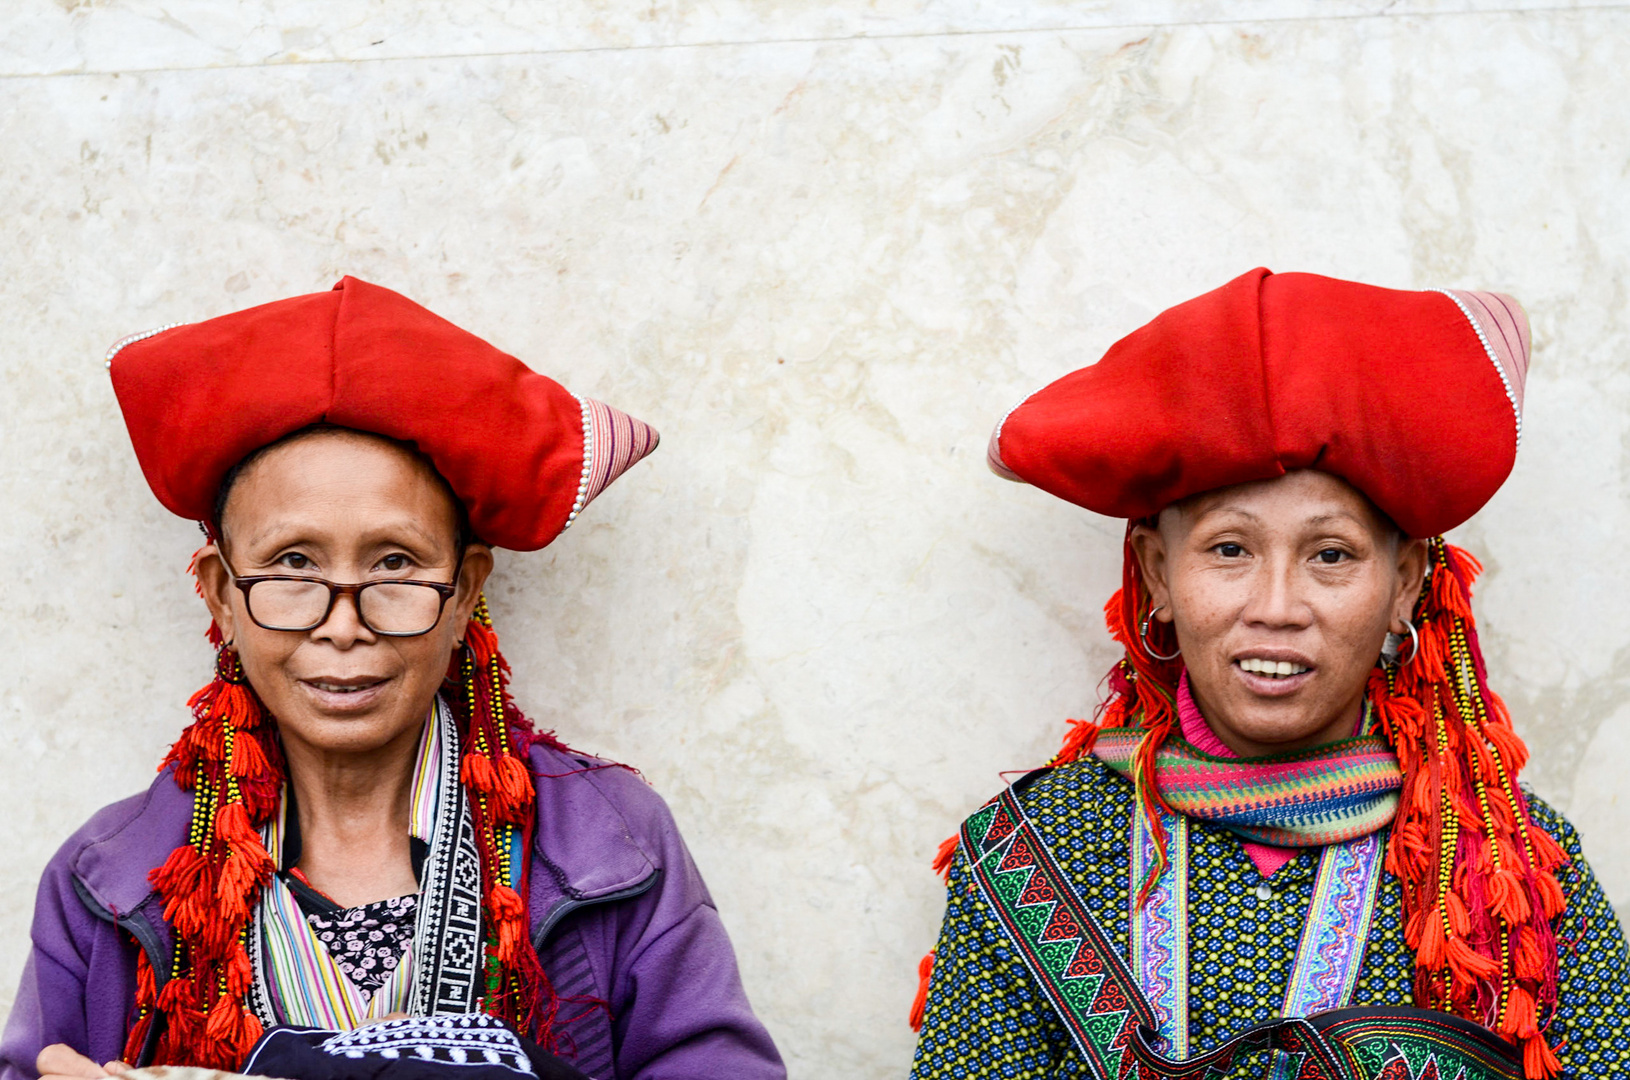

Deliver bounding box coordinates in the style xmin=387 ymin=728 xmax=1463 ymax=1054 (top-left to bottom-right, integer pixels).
xmin=1139 ymin=605 xmax=1181 ymax=661
xmin=1400 ymin=619 xmax=1419 ymax=665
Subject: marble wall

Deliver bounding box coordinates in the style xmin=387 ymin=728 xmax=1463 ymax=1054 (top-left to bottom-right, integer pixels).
xmin=3 ymin=2 xmax=1628 ymax=1075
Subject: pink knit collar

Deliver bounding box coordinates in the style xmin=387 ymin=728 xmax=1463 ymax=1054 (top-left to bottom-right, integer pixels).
xmin=1175 ymin=671 xmax=1299 ymax=878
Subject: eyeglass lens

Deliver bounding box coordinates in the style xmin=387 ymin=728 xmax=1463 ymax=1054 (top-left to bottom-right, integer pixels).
xmin=246 ymin=579 xmax=447 ymax=635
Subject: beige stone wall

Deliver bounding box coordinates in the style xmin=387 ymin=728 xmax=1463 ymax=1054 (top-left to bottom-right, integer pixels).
xmin=2 ymin=3 xmax=1627 ymax=1075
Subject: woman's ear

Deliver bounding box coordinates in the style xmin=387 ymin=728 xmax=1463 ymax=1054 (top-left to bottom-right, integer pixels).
xmin=1391 ymin=537 xmax=1429 ymax=633
xmin=194 ymin=543 xmax=238 ymax=644
xmin=1129 ymin=523 xmax=1173 ymax=620
xmin=451 ymin=545 xmax=495 ymax=632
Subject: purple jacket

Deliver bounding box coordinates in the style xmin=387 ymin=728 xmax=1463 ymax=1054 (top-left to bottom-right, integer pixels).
xmin=0 ymin=743 xmax=784 ymax=1080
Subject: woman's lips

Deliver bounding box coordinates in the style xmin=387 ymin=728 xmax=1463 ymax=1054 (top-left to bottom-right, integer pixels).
xmin=1233 ymin=659 xmax=1313 ymax=698
xmin=298 ymin=676 xmax=391 ymax=712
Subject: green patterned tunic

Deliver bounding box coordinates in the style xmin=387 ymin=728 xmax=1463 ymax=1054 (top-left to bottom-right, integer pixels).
xmin=910 ymin=758 xmax=1630 ymax=1078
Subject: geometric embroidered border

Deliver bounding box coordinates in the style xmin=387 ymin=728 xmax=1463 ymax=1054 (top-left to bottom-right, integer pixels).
xmin=964 ymin=788 xmax=1156 ymax=1080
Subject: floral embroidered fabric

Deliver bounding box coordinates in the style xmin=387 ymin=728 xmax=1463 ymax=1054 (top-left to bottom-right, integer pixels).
xmin=304 ymin=894 xmax=419 ymax=995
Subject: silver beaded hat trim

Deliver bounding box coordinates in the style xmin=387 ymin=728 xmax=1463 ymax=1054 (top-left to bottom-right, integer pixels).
xmin=104 ymin=323 xmax=188 ymax=369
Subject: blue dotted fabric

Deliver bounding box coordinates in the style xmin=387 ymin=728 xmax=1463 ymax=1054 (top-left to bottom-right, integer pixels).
xmin=909 ymin=758 xmax=1630 ymax=1078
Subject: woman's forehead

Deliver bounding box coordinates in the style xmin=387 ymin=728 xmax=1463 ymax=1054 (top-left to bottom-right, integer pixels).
xmin=222 ymin=431 xmax=459 ymax=540
xmin=1168 ymin=471 xmax=1390 ymax=532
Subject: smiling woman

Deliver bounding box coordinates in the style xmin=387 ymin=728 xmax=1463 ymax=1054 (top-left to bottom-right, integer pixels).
xmin=910 ymin=270 xmax=1630 ymax=1080
xmin=0 ymin=279 xmax=785 ymax=1080
xmin=1129 ymin=471 xmax=1427 ymax=758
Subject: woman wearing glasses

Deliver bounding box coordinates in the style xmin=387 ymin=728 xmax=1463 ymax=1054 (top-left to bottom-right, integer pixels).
xmin=1 ymin=278 xmax=784 ymax=1080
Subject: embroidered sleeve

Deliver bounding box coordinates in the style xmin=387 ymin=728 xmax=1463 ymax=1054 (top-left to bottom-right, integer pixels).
xmin=1524 ymin=798 xmax=1630 ymax=1075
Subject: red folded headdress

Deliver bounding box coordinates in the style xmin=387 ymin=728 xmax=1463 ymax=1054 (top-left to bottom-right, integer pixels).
xmin=988 ymin=268 xmax=1529 ymax=538
xmin=105 ymin=278 xmax=655 ymax=1068
xmin=972 ymin=271 xmax=1565 ymax=1077
xmin=108 ymin=275 xmax=658 ymax=550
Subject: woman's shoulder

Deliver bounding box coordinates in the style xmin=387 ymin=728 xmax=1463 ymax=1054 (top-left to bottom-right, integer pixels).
xmin=525 ymin=741 xmax=688 ymax=879
xmin=955 ymin=756 xmax=1135 ymax=860
xmin=42 ymin=768 xmax=191 ymax=918
xmin=1001 ymin=756 xmax=1135 ymax=822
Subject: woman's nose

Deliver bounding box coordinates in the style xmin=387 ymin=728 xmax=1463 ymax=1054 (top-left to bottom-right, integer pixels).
xmin=1242 ymin=558 xmax=1312 ymax=628
xmin=313 ymin=590 xmax=377 ymax=645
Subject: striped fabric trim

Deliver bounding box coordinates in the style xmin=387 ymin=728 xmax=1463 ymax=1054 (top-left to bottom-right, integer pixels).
xmin=251 ymin=705 xmax=459 ymax=1026
xmin=1093 ymin=728 xmax=1403 ymax=849
xmin=563 ymin=396 xmax=660 ymax=530
xmin=1437 ymin=289 xmax=1530 ymax=448
xmin=408 ymin=713 xmax=441 ymax=842
xmin=1130 ymin=800 xmax=1189 ymax=1058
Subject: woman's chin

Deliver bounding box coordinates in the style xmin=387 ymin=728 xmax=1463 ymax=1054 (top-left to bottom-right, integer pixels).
xmin=1214 ymin=705 xmax=1350 ymax=755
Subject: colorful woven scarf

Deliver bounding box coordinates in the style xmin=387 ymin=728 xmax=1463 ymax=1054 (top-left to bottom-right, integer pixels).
xmin=1091 ymin=726 xmax=1404 ymax=849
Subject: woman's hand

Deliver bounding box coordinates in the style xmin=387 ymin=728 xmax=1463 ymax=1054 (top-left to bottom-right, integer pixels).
xmin=35 ymin=1044 xmax=129 ymax=1079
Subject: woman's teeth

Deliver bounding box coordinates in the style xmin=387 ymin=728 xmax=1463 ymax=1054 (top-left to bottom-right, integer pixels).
xmin=311 ymin=681 xmax=375 ymax=693
xmin=1238 ymin=658 xmax=1309 ymax=679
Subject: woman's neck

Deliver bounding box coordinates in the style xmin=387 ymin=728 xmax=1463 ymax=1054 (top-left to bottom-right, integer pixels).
xmin=281 ymin=715 xmax=426 ymax=908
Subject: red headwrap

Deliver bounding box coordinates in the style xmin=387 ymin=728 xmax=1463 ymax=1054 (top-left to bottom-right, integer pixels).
xmin=108 ymin=276 xmax=658 ymax=551
xmin=988 ymin=268 xmax=1529 ymax=538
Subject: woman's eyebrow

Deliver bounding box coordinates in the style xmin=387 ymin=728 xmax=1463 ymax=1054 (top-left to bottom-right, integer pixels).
xmin=1191 ymin=505 xmax=1262 ymax=526
xmin=1301 ymin=512 xmax=1363 ymax=528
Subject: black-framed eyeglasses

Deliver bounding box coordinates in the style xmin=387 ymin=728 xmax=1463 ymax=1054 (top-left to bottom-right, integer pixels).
xmin=222 ymin=551 xmax=464 ymax=638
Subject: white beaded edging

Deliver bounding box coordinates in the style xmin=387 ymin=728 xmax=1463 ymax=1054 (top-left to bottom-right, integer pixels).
xmin=988 ymin=384 xmax=1046 ymax=477
xmin=103 ymin=323 xmax=187 ymax=369
xmin=1434 ymin=289 xmax=1523 ymax=450
xmin=562 ymin=395 xmax=594 ymax=530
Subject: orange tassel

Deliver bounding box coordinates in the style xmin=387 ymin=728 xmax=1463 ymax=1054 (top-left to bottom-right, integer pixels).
xmin=1445 ymin=934 xmax=1500 ymax=982
xmin=150 ymin=843 xmax=209 ymax=898
xmin=1501 ymin=984 xmax=1540 ymax=1039
xmin=223 ymin=943 xmax=253 ymax=997
xmin=203 ymin=993 xmax=245 ymax=1046
xmin=1483 ymin=719 xmax=1530 ymax=774
xmin=1523 ymin=1032 xmax=1564 ymax=1079
xmin=1528 ymin=825 xmax=1569 ymax=872
xmin=214 ymin=801 xmax=258 ymax=847
xmin=488 ymin=884 xmax=527 ymax=962
xmin=496 ymin=755 xmax=533 ymax=803
xmin=1533 ymin=869 xmax=1567 ymax=920
xmin=931 ymin=836 xmax=959 ymax=882
xmin=230 ymin=733 xmax=271 ymax=778
xmin=1513 ymin=927 xmax=1546 ymax=982
xmin=1415 ymin=910 xmax=1445 ymax=969
xmin=909 ymin=951 xmax=935 ymax=1032
xmin=1444 ymin=890 xmax=1472 ymax=938
xmin=462 ymin=752 xmax=499 ymax=793
xmin=217 ymin=844 xmax=273 ymax=920
xmin=1489 ymin=868 xmax=1533 ymax=925
xmin=1053 ymin=718 xmax=1102 ymax=764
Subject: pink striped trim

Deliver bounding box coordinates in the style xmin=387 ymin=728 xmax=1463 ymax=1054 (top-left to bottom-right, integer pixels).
xmin=565 ymin=397 xmax=660 ymax=529
xmin=1438 ymin=289 xmax=1530 ymax=445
